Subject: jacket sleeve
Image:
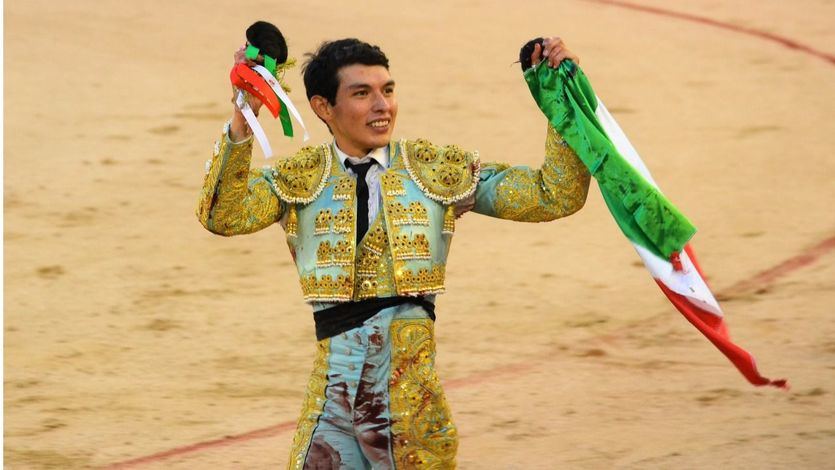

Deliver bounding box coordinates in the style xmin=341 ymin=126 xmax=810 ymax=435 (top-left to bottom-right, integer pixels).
xmin=196 ymin=129 xmax=284 ymax=236
xmin=472 ymin=124 xmax=590 ymax=222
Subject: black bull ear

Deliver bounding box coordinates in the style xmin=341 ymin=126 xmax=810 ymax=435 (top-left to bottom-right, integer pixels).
xmin=519 ymin=37 xmax=545 ymax=72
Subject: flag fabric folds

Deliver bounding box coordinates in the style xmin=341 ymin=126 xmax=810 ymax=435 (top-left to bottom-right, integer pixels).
xmin=525 ymin=60 xmax=787 ymax=389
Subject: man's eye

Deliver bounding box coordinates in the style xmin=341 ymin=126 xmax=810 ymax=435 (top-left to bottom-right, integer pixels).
xmin=384 ymin=87 xmax=395 ymax=95
xmin=354 ymin=90 xmax=368 ymax=97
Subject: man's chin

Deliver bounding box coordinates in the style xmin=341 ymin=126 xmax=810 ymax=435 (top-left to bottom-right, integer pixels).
xmin=365 ymin=134 xmax=393 ymax=149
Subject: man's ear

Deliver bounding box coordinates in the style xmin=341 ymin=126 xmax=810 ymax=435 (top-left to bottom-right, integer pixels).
xmin=309 ymin=96 xmax=332 ymax=122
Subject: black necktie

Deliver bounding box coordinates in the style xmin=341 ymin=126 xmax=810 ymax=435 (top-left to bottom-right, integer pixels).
xmin=344 ymin=159 xmax=376 ymax=245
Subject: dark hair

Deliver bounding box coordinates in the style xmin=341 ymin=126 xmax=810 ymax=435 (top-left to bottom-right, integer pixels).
xmin=302 ymin=38 xmax=389 ymax=104
xmin=246 ymin=21 xmax=288 ymax=64
xmin=519 ymin=37 xmax=544 ymax=71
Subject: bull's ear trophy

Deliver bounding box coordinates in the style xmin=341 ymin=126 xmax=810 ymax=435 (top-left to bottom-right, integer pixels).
xmin=230 ymin=21 xmax=308 ymax=158
xmin=518 ymin=37 xmax=544 ymax=72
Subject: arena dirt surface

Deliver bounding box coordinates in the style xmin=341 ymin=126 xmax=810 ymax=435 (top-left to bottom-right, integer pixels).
xmin=5 ymin=0 xmax=835 ymax=468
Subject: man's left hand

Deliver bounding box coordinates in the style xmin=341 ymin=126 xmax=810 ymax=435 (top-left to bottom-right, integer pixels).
xmin=531 ymin=36 xmax=579 ymax=68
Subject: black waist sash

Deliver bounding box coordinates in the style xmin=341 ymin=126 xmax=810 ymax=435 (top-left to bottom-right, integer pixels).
xmin=313 ymin=296 xmax=436 ymax=341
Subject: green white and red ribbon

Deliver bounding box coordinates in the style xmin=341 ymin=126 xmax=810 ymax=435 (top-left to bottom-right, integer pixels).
xmin=237 ymin=45 xmax=308 ymax=158
xmin=525 ymin=60 xmax=787 ymax=389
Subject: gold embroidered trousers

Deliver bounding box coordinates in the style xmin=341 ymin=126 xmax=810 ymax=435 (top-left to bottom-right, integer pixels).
xmin=288 ymin=304 xmax=456 ymax=469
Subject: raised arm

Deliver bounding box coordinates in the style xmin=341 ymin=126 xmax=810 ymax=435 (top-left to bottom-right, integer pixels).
xmin=469 ymin=36 xmax=590 ymax=222
xmin=196 ymin=125 xmax=284 ymax=236
xmin=472 ymin=124 xmax=590 ymax=222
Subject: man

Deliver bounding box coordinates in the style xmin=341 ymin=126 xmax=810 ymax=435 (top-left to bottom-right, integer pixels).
xmin=197 ymin=36 xmax=590 ymax=469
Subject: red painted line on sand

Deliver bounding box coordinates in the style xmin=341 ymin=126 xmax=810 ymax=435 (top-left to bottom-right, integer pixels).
xmin=104 ymin=422 xmax=297 ymax=469
xmin=103 ymin=363 xmax=540 ymax=469
xmin=588 ymin=0 xmax=835 ymax=66
xmin=721 ymin=235 xmax=835 ymax=296
xmin=102 ymin=232 xmax=835 ymax=469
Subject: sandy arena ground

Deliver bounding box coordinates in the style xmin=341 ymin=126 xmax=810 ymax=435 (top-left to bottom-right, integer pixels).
xmin=5 ymin=0 xmax=835 ymax=468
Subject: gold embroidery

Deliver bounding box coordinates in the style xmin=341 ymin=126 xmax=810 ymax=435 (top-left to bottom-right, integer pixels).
xmin=387 ymin=201 xmax=409 ymax=226
xmin=315 ymin=241 xmax=332 ymax=267
xmin=333 ymin=208 xmax=354 ymax=234
xmin=333 ymin=240 xmax=353 ymax=266
xmin=389 ymin=201 xmax=430 ymax=226
xmin=300 ymin=273 xmax=353 ymax=302
xmin=401 ymin=139 xmax=480 ymax=205
xmin=493 ymin=125 xmax=590 ymax=222
xmin=394 ymin=265 xmax=446 ymax=295
xmin=390 ymin=318 xmax=457 ymax=468
xmin=315 ymin=240 xmax=354 ymax=267
xmin=286 ymin=205 xmax=298 ymax=238
xmin=197 ymin=134 xmax=283 ymax=236
xmin=271 ymin=145 xmax=332 ymax=204
xmin=362 ymin=221 xmax=388 ymax=256
xmin=392 ymin=233 xmax=431 ymax=261
xmin=288 ymin=339 xmax=331 ymax=469
xmin=354 ymin=216 xmax=396 ymax=300
xmin=409 ymin=202 xmax=430 ymax=225
xmin=332 ymin=176 xmax=355 ymax=201
xmin=443 ymin=205 xmax=455 ymax=235
xmin=314 ymin=209 xmax=332 ymax=235
xmin=382 ymin=173 xmax=406 ymax=196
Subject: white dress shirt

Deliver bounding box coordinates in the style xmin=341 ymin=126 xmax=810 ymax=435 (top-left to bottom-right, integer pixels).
xmin=333 ymin=142 xmax=390 ymax=226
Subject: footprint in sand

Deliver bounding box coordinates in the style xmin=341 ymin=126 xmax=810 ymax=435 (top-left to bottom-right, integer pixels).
xmin=142 ymin=318 xmax=182 ymax=332
xmin=736 ymin=125 xmax=783 ymax=138
xmin=148 ymin=125 xmax=180 ymax=135
xmin=36 ymin=265 xmax=65 ymax=279
xmin=695 ymin=387 xmax=744 ymax=405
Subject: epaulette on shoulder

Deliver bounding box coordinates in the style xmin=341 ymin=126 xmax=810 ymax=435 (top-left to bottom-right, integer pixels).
xmin=270 ymin=144 xmax=332 ymax=204
xmin=401 ymin=138 xmax=480 ymax=205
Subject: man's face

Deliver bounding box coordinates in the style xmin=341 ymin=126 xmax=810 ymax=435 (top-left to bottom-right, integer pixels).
xmin=326 ymin=64 xmax=397 ymax=156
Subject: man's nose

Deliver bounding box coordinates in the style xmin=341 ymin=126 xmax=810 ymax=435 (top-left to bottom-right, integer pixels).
xmin=372 ymin=92 xmax=391 ymax=112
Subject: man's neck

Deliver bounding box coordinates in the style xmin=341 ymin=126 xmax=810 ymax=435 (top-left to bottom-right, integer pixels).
xmin=333 ymin=140 xmax=389 ymax=169
xmin=333 ymin=137 xmax=389 ymax=158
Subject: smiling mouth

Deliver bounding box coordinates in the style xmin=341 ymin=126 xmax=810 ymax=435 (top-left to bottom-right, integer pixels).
xmin=368 ymin=119 xmax=390 ymax=129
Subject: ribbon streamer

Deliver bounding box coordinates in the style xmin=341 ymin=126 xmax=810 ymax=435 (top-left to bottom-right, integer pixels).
xmin=235 ymin=90 xmax=273 ymax=158
xmin=252 ymin=65 xmax=310 ymax=142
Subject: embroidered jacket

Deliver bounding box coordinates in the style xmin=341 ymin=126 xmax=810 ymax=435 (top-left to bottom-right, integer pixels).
xmin=197 ymin=125 xmax=590 ymax=303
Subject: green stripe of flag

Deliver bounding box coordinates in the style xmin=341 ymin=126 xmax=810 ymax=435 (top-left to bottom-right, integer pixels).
xmin=524 ymin=61 xmax=696 ymax=259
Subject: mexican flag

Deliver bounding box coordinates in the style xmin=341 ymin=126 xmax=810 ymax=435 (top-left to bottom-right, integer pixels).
xmin=525 ymin=60 xmax=787 ymax=389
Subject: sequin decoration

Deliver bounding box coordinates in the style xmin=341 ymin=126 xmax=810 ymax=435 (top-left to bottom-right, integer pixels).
xmin=387 ymin=201 xmax=408 ymax=226
xmin=442 ymin=205 xmax=455 ymax=235
xmin=362 ymin=220 xmax=388 ymax=256
xmin=392 ymin=233 xmax=431 ymax=261
xmin=286 ymin=205 xmax=298 ymax=238
xmin=315 ymin=240 xmax=354 ymax=267
xmin=382 ymin=173 xmax=406 ymax=196
xmin=388 ymin=201 xmax=430 ymax=226
xmin=492 ymin=125 xmax=590 ymax=222
xmin=354 ymin=216 xmax=396 ymax=300
xmin=332 ymin=176 xmax=355 ymax=201
xmin=394 ymin=265 xmax=446 ymax=295
xmin=390 ymin=318 xmax=457 ymax=468
xmin=197 ymin=134 xmax=283 ymax=236
xmin=409 ymin=202 xmax=430 ymax=225
xmin=299 ymin=273 xmax=354 ymax=302
xmin=332 ymin=208 xmax=354 ymax=234
xmin=271 ymin=145 xmax=332 ymax=204
xmin=401 ymin=139 xmax=480 ymax=205
xmin=314 ymin=209 xmax=333 ymax=235
xmin=287 ymin=339 xmax=331 ymax=469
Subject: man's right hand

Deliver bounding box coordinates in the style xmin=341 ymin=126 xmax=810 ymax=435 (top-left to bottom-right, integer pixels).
xmin=229 ymin=45 xmax=265 ymax=142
